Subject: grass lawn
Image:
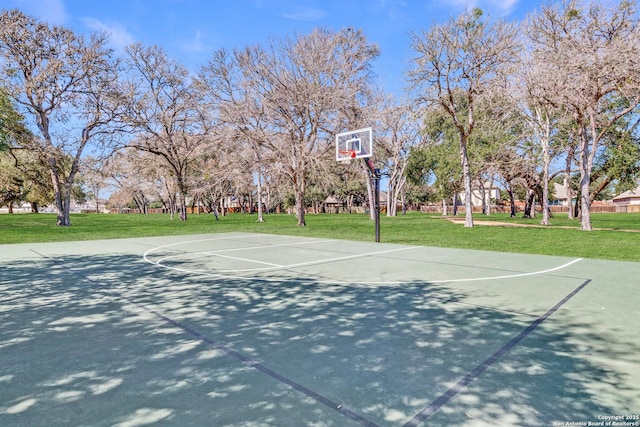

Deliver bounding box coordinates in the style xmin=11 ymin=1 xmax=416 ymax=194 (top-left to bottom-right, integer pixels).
xmin=0 ymin=211 xmax=638 ymax=262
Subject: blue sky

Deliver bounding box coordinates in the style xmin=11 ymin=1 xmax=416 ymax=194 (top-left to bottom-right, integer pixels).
xmin=4 ymin=0 xmax=543 ymax=96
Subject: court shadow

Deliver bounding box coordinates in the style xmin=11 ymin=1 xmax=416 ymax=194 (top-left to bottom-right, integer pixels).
xmin=0 ymin=253 xmax=638 ymax=427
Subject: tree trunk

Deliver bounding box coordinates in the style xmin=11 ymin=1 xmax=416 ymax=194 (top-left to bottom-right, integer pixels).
xmin=266 ymin=187 xmax=271 ymax=214
xmin=579 ymin=163 xmax=592 ymax=231
xmin=523 ymin=188 xmax=536 ymax=219
xmin=564 ymin=175 xmax=573 ymax=220
xmin=565 ymin=144 xmax=575 ymax=220
xmin=294 ymin=173 xmax=306 ymax=226
xmin=442 ymin=199 xmax=448 ymax=216
xmin=387 ymin=180 xmax=396 ymax=217
xmin=537 ymin=107 xmax=551 ymax=225
xmin=459 ymin=135 xmax=474 ymax=227
xmin=62 ymin=185 xmax=72 ymax=225
xmin=53 ymin=176 xmax=73 ymax=225
xmin=541 ymin=145 xmax=550 ymax=226
xmin=50 ymin=162 xmax=72 ymax=226
xmin=176 ymin=175 xmax=188 ymax=221
xmin=578 ymin=124 xmax=592 ymax=231
xmin=485 ymin=180 xmax=493 ymax=216
xmin=295 ymin=188 xmax=305 ymax=226
xmin=507 ymin=182 xmax=516 ymax=218
xmin=178 ymin=192 xmax=187 ymax=221
xmin=256 ymin=169 xmax=264 ymax=222
xmin=168 ymin=196 xmax=175 ymax=219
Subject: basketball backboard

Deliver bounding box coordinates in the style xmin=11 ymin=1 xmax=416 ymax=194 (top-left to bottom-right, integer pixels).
xmin=336 ymin=127 xmax=372 ymax=161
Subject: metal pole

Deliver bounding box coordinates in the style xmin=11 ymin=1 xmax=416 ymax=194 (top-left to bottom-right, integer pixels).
xmin=364 ymin=158 xmax=381 ymax=243
xmin=374 ymin=168 xmax=380 ymax=243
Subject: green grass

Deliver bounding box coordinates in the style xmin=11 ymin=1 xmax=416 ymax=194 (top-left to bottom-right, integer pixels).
xmin=0 ymin=211 xmax=638 ymax=262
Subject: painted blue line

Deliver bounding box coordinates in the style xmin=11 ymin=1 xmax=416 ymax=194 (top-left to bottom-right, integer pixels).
xmin=402 ymin=278 xmax=592 ymax=427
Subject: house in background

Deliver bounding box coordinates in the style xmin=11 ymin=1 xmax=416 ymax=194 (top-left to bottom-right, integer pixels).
xmin=459 ymin=182 xmax=500 ymax=207
xmin=552 ymin=182 xmax=570 ymax=206
xmin=612 ymin=186 xmax=640 ymax=207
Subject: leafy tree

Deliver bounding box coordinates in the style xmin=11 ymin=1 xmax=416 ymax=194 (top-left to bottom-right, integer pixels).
xmin=407 ymin=99 xmax=465 ymax=214
xmin=0 ymin=89 xmax=28 ymax=151
xmin=0 ymin=9 xmax=122 ymax=226
xmin=409 ymin=8 xmax=520 ymax=227
xmin=591 ymin=122 xmax=640 ymax=198
xmin=527 ymin=0 xmax=640 ymax=230
xmin=1 ymin=92 xmax=54 ymax=212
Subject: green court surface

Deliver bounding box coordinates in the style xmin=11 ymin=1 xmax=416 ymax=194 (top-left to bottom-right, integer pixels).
xmin=1 ymin=233 xmax=639 ymax=426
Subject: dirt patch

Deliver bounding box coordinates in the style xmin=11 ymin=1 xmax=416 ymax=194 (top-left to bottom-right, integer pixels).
xmin=442 ymin=216 xmax=640 ymax=232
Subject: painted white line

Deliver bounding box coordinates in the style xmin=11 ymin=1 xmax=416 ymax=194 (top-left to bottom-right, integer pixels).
xmin=205 ymin=240 xmax=330 ymax=254
xmin=143 ymin=235 xmax=329 ymax=264
xmin=143 ymin=236 xmax=420 ymax=275
xmin=207 ymin=246 xmax=418 ymax=273
xmin=203 ymin=251 xmax=284 ymax=268
xmin=213 ymin=258 xmax=584 ymax=284
xmin=436 ymin=258 xmax=584 ymax=283
xmin=155 ymin=245 xmax=418 ymax=274
xmin=268 ymin=246 xmax=417 ymax=270
xmin=142 ymin=235 xmax=584 ymax=285
xmin=154 ymin=250 xmax=284 ymax=269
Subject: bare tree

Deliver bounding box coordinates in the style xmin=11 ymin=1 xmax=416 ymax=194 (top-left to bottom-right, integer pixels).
xmin=102 ymin=148 xmax=149 ymax=213
xmin=512 ymin=55 xmax=560 ymax=225
xmin=527 ymin=0 xmax=640 ymax=230
xmin=197 ymin=49 xmax=273 ymax=222
xmin=205 ymin=29 xmax=378 ymax=226
xmin=123 ymin=43 xmax=210 ymax=220
xmin=409 ymin=8 xmax=520 ymax=227
xmin=103 ymin=148 xmax=177 ymax=214
xmin=0 ymin=9 xmax=122 ymax=225
xmin=189 ymin=148 xmax=235 ymax=218
xmin=377 ymin=100 xmax=424 ymax=216
xmin=80 ymin=156 xmax=110 ymax=213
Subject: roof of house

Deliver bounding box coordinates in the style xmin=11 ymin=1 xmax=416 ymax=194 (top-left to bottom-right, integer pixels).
xmin=553 ymin=182 xmax=569 ymax=200
xmin=613 ymin=186 xmax=640 ymax=201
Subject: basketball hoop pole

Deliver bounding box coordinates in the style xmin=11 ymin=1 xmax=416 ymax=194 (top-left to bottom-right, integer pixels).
xmin=337 ymin=127 xmax=376 ymax=240
xmin=364 ymin=158 xmax=381 ymax=243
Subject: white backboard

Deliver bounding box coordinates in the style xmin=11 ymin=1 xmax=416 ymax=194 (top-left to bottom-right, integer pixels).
xmin=336 ymin=127 xmax=373 ymax=161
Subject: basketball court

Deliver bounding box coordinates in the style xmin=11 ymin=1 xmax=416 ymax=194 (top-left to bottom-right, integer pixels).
xmin=1 ymin=232 xmax=638 ymax=426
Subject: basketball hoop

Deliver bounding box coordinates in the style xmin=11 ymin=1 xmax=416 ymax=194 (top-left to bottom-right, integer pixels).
xmin=335 ymin=127 xmax=379 ymax=242
xmin=335 ymin=127 xmax=372 ymax=161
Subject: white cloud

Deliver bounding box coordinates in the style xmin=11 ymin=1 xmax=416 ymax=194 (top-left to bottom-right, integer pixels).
xmin=283 ymin=7 xmax=327 ymax=21
xmin=495 ymin=0 xmax=520 ymax=15
xmin=370 ymin=0 xmax=410 ymax=22
xmin=80 ymin=17 xmax=136 ymax=52
xmin=438 ymin=0 xmax=521 ymax=16
xmin=180 ymin=30 xmax=208 ymax=54
xmin=491 ymin=0 xmax=520 ymax=15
